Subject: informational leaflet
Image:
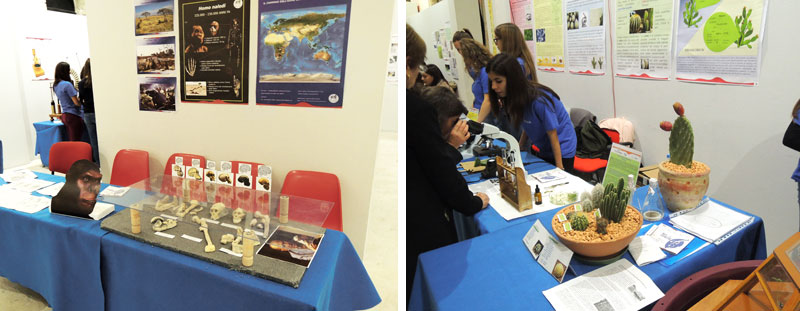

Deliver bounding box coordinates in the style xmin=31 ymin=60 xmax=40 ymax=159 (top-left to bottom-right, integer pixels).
xmin=255 ymin=0 xmax=352 ymax=108
xmin=179 ymin=0 xmax=249 ymax=104
xmin=0 ymin=169 xmax=37 ymax=183
xmin=675 ymin=0 xmax=767 ymax=85
xmin=669 ymin=200 xmax=753 ymax=243
xmin=523 ymin=219 xmax=573 ymax=283
xmin=5 ymin=179 xmax=54 ymax=193
xmin=510 ymin=0 xmax=537 ymax=67
xmin=565 ymin=0 xmax=606 ymax=75
xmin=601 ymin=143 xmax=642 ymax=187
xmin=613 ymin=0 xmax=674 ymax=79
xmin=543 ymin=259 xmax=665 ymax=311
xmin=534 ymin=0 xmax=565 ymax=71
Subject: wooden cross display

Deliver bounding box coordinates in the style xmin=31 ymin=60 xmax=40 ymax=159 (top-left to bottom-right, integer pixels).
xmin=496 ymin=156 xmax=532 ymax=212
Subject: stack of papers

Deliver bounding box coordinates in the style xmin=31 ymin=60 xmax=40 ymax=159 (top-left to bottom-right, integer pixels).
xmin=100 ymin=186 xmax=130 ymax=197
xmin=89 ymin=202 xmax=116 ymax=220
xmin=628 ymin=235 xmax=666 ymax=266
xmin=6 ymin=179 xmax=55 ymax=193
xmin=0 ymin=186 xmax=51 ymax=214
xmin=645 ymin=224 xmax=694 ymax=254
xmin=0 ymin=169 xmax=38 ymax=183
xmin=530 ymin=169 xmax=568 ymax=183
xmin=36 ymin=183 xmax=65 ymax=197
xmin=670 ymin=200 xmax=753 ymax=244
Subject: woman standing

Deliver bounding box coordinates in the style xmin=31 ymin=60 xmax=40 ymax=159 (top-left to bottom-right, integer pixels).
xmin=486 ymin=53 xmax=577 ymax=172
xmin=494 ymin=23 xmax=537 ymax=82
xmin=54 ymin=62 xmax=84 ymax=141
xmin=79 ymin=59 xmax=99 ymax=164
xmin=790 ymin=99 xmax=800 ymax=230
xmin=421 ymin=64 xmax=454 ymax=93
xmin=456 ymin=38 xmax=492 ymax=122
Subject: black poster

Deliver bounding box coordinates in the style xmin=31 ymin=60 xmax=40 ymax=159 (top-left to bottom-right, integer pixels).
xmin=179 ymin=0 xmax=248 ymax=104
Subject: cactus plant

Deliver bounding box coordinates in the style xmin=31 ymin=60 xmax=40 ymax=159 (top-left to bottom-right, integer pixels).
xmin=630 ymin=13 xmax=642 ymax=33
xmin=683 ymin=0 xmax=702 ymax=28
xmin=598 ymin=57 xmax=603 ymax=69
xmin=591 ymin=57 xmax=597 ymax=69
xmin=596 ymin=216 xmax=608 ymax=234
xmin=643 ymin=10 xmax=651 ymax=32
xmin=734 ymin=6 xmax=758 ymax=48
xmin=599 ymin=177 xmax=630 ymax=223
xmin=571 ymin=214 xmax=589 ymax=231
xmin=659 ymin=102 xmax=694 ymax=168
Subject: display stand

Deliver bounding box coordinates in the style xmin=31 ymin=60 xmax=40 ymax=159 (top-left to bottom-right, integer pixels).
xmin=101 ymin=175 xmax=332 ymax=288
xmin=496 ymin=156 xmax=532 ymax=212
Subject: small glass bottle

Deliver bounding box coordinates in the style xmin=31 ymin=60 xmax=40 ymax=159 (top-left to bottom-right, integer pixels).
xmin=642 ymin=178 xmax=665 ymax=221
xmin=534 ymin=185 xmax=542 ymax=205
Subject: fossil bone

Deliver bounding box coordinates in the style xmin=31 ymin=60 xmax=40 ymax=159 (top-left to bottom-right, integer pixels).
xmin=154 ymin=195 xmax=178 ymax=212
xmin=191 ymin=215 xmax=208 ymax=228
xmin=189 ymin=207 xmax=204 ymax=215
xmin=176 ymin=200 xmax=200 ymax=217
xmin=232 ymin=208 xmax=246 ymax=224
xmin=150 ymin=216 xmax=177 ymax=232
xmin=210 ymin=202 xmax=227 ymax=220
xmin=199 ymin=226 xmax=215 ymax=253
xmin=253 ymin=211 xmax=270 ymax=236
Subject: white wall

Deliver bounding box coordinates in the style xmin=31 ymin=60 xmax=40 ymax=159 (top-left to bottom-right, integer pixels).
xmin=0 ymin=0 xmax=90 ymax=169
xmin=477 ymin=1 xmax=799 ymax=252
xmin=85 ymin=0 xmax=393 ymax=255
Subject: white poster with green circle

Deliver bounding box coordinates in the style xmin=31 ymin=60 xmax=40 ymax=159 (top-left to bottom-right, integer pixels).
xmin=675 ymin=0 xmax=767 ymax=85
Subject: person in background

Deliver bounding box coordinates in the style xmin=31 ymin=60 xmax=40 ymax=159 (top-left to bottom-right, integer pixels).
xmin=406 ymin=24 xmax=488 ymax=303
xmin=421 ymin=64 xmax=454 ymax=93
xmin=486 ymin=53 xmax=577 ymax=172
xmin=790 ymin=99 xmax=800 ymax=230
xmin=451 ymin=28 xmax=474 ymax=52
xmin=494 ymin=23 xmax=537 ymax=82
xmin=54 ymin=62 xmax=84 ymax=141
xmin=79 ymin=58 xmax=99 ymax=165
xmin=456 ymin=39 xmax=492 ymax=122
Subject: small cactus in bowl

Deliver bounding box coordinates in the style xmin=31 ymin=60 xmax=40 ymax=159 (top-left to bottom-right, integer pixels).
xmin=600 ymin=178 xmax=631 ymax=223
xmin=571 ymin=214 xmax=589 ymax=231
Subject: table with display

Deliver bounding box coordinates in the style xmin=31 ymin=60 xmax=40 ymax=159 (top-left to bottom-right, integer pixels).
xmin=409 ymin=185 xmax=767 ymax=310
xmin=0 ymin=173 xmax=380 ymax=311
xmin=32 ymin=121 xmax=66 ymax=167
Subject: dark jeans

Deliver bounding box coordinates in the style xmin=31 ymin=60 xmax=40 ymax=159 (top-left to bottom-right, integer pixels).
xmin=61 ymin=113 xmax=85 ymax=142
xmin=541 ymin=156 xmax=575 ymax=175
xmin=83 ymin=113 xmax=99 ymax=164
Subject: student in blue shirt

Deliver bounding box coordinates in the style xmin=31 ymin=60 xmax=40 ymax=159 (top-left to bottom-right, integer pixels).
xmin=486 ymin=53 xmax=577 ymax=172
xmin=494 ymin=23 xmax=537 ymax=82
xmin=54 ymin=62 xmax=84 ymax=141
xmin=455 ymin=38 xmax=491 ymax=119
xmin=790 ymin=99 xmax=800 ymax=230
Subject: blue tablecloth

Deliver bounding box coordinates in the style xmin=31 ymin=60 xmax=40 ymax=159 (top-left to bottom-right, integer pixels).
xmin=100 ymin=229 xmax=381 ymax=311
xmin=0 ymin=172 xmax=119 ymax=311
xmin=33 ymin=121 xmax=65 ymax=167
xmin=409 ymin=187 xmax=767 ymax=310
xmin=0 ymin=173 xmax=381 ymax=311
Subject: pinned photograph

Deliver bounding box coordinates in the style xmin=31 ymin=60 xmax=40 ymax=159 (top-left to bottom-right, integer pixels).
xmin=139 ymin=77 xmax=176 ymax=111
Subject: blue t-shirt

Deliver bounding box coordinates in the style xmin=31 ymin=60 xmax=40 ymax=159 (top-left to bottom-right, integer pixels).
xmin=516 ymin=57 xmax=533 ymax=80
xmin=792 ymin=116 xmax=800 ymax=182
xmin=470 ymin=67 xmax=489 ymax=110
xmin=520 ymin=91 xmax=577 ymax=159
xmin=55 ymin=80 xmax=81 ymax=117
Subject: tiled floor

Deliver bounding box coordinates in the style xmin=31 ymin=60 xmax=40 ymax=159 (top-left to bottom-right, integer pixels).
xmin=0 ymin=131 xmax=398 ymax=310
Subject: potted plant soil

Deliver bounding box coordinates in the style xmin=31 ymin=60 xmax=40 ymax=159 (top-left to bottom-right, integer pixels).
xmin=658 ymin=102 xmax=710 ymax=212
xmin=552 ymin=178 xmax=643 ymax=261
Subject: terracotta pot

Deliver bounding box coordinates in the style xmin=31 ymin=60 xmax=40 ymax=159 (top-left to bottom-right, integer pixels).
xmin=658 ymin=161 xmax=710 ymax=212
xmin=552 ymin=206 xmax=642 ymax=258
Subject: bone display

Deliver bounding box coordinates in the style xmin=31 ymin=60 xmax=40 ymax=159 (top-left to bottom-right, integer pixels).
xmin=232 ymin=208 xmax=246 ymax=224
xmin=210 ymin=202 xmax=228 ymax=220
xmin=151 ymin=216 xmax=178 ymax=232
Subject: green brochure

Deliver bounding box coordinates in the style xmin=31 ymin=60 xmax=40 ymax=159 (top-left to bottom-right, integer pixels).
xmin=602 ymin=143 xmax=642 ymax=187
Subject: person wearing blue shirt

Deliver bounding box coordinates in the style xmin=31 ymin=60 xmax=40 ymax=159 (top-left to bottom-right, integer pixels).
xmin=53 ymin=62 xmax=84 ymax=141
xmin=791 ymin=99 xmax=800 ymax=230
xmin=494 ymin=23 xmax=537 ymax=82
xmin=486 ymin=53 xmax=577 ymax=172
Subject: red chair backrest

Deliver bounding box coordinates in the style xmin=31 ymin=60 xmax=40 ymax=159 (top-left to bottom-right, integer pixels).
xmin=281 ymin=170 xmax=342 ymax=231
xmin=602 ymin=128 xmax=621 ymax=144
xmin=162 ymin=153 xmax=206 ymax=175
xmin=49 ymin=142 xmax=92 ymax=174
xmin=110 ymin=149 xmax=150 ymax=187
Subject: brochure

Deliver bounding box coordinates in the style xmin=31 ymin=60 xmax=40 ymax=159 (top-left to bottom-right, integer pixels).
xmin=602 ymin=143 xmax=642 ymax=187
xmin=669 ymin=200 xmax=752 ymax=243
xmin=522 ymin=220 xmax=573 ymax=283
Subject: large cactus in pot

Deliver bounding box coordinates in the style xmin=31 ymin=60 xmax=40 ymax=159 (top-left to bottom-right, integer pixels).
xmin=658 ymin=102 xmax=710 ymax=211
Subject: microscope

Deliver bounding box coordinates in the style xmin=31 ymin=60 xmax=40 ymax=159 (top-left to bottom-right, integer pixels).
xmin=460 ymin=120 xmax=526 ymax=175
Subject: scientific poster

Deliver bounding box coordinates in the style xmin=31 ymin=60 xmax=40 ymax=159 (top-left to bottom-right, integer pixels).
xmin=613 ymin=0 xmax=673 ymax=79
xmin=510 ymin=0 xmax=536 ymax=70
xmin=487 ymin=0 xmax=498 ymax=54
xmin=139 ymin=77 xmax=177 ymax=111
xmin=179 ymin=0 xmax=249 ymax=104
xmin=26 ymin=37 xmax=54 ymax=81
xmin=534 ymin=0 xmax=565 ymax=72
xmin=565 ymin=0 xmax=606 ymax=75
xmin=136 ymin=36 xmax=176 ymax=75
xmin=675 ymin=0 xmax=766 ymax=85
xmin=135 ymin=0 xmax=175 ymax=36
xmin=256 ymin=0 xmax=352 ymax=108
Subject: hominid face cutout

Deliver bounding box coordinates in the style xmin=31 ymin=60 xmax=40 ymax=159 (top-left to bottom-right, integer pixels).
xmin=51 ymin=160 xmax=102 ymax=218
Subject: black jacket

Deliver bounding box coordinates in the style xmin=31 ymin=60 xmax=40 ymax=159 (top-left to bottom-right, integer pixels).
xmin=406 ymin=89 xmax=482 ymax=299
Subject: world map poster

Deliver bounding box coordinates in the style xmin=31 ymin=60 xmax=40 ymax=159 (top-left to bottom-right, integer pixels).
xmin=256 ymin=0 xmax=352 ymax=108
xmin=178 ymin=0 xmax=249 ymax=104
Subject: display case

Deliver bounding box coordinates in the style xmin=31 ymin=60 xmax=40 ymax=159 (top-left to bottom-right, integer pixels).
xmin=100 ymin=174 xmax=333 ymax=288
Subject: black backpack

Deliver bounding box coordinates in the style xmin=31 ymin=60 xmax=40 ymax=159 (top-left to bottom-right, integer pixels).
xmin=575 ymin=119 xmax=611 ymax=159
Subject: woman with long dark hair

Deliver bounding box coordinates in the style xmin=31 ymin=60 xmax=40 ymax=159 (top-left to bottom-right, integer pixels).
xmin=486 ymin=53 xmax=577 ymax=172
xmin=421 ymin=64 xmax=453 ymax=92
xmin=79 ymin=59 xmax=99 ymax=164
xmin=494 ymin=23 xmax=537 ymax=82
xmin=54 ymin=62 xmax=84 ymax=141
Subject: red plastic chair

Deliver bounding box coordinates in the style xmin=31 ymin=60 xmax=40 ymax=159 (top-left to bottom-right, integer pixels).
xmin=281 ymin=170 xmax=342 ymax=231
xmin=573 ymin=128 xmax=620 ymax=182
xmin=652 ymin=260 xmax=762 ymax=311
xmin=110 ymin=149 xmax=150 ymax=187
xmin=49 ymin=142 xmax=92 ymax=174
